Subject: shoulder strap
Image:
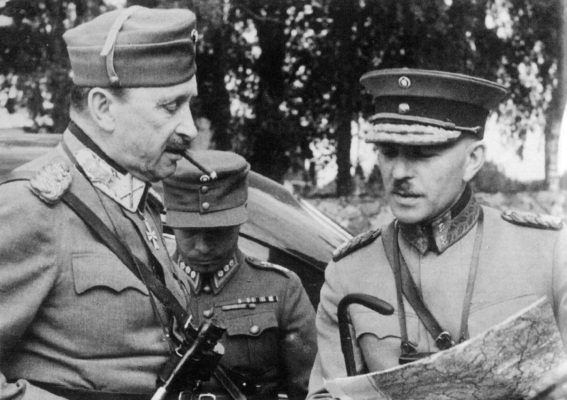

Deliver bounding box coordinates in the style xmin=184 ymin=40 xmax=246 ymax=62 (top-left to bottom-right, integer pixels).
xmin=1 ymin=171 xmax=190 ymax=326
xmin=61 ymin=190 xmax=190 ymax=326
xmin=382 ymin=222 xmax=453 ymax=351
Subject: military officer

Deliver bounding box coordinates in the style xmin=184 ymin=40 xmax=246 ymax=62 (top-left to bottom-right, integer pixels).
xmin=307 ymin=69 xmax=567 ymax=399
xmin=162 ymin=150 xmax=317 ymax=400
xmin=0 ymin=6 xmax=199 ymax=400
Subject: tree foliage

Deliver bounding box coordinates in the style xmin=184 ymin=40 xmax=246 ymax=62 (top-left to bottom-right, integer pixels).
xmin=0 ymin=0 xmax=563 ymax=192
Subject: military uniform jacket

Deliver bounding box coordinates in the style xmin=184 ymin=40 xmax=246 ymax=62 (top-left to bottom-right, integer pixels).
xmin=178 ymin=250 xmax=317 ymax=400
xmin=0 ymin=130 xmax=190 ymax=400
xmin=307 ymin=200 xmax=567 ymax=399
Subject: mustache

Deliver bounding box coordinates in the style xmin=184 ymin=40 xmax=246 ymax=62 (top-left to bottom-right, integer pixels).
xmin=165 ymin=137 xmax=192 ymax=154
xmin=391 ymin=180 xmax=421 ymax=196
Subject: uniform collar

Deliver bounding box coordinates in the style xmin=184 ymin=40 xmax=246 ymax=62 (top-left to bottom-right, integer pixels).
xmin=66 ymin=121 xmax=149 ymax=212
xmin=398 ymin=185 xmax=480 ymax=255
xmin=178 ymin=250 xmax=243 ymax=295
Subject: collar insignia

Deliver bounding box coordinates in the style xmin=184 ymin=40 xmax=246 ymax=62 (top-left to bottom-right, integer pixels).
xmin=400 ymin=194 xmax=480 ymax=255
xmin=179 ymin=255 xmax=240 ymax=295
xmin=75 ymin=148 xmax=147 ymax=212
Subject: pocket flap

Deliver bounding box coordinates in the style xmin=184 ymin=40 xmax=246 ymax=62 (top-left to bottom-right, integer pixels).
xmin=72 ymin=253 xmax=149 ymax=295
xmin=225 ymin=312 xmax=278 ymax=337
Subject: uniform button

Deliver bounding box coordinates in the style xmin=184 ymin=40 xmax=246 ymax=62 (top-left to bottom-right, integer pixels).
xmin=223 ymin=265 xmax=230 ymax=272
xmin=229 ymin=259 xmax=236 ymax=267
xmin=201 ymin=186 xmax=209 ymax=193
xmin=190 ymin=271 xmax=196 ymax=279
xmin=184 ymin=266 xmax=191 ymax=274
xmin=203 ymin=308 xmax=214 ymax=318
xmin=217 ymin=270 xmax=224 ymax=278
xmin=249 ymin=325 xmax=260 ymax=335
xmin=200 ymin=175 xmax=210 ymax=183
xmin=398 ymin=102 xmax=410 ymax=114
xmin=202 ymin=202 xmax=210 ymax=210
xmin=203 ymin=285 xmax=212 ymax=293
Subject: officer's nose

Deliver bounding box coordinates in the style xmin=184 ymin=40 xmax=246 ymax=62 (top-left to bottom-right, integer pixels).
xmin=176 ymin=105 xmax=198 ymax=141
xmin=391 ymin=156 xmax=413 ymax=180
xmin=193 ymin=233 xmax=211 ymax=254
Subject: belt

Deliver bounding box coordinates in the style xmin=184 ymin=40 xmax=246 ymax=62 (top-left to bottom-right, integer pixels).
xmin=31 ymin=381 xmax=152 ymax=400
xmin=179 ymin=393 xmax=233 ymax=400
xmin=180 ymin=392 xmax=281 ymax=400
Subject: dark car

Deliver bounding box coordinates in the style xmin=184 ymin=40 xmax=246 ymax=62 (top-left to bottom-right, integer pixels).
xmin=0 ymin=132 xmax=351 ymax=306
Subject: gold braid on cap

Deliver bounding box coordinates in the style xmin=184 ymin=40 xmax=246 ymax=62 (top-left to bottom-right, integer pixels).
xmin=366 ymin=112 xmax=482 ymax=145
xmin=367 ymin=123 xmax=462 ymax=145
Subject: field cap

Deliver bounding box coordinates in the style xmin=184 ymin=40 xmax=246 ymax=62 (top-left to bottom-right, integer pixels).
xmin=360 ymin=68 xmax=508 ymax=145
xmin=164 ymin=151 xmax=250 ymax=228
xmin=63 ymin=6 xmax=197 ymax=88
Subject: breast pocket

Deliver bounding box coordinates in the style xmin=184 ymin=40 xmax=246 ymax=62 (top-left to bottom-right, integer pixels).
xmin=72 ymin=253 xmax=149 ymax=296
xmin=62 ymin=254 xmax=155 ymax=351
xmin=222 ymin=311 xmax=280 ymax=372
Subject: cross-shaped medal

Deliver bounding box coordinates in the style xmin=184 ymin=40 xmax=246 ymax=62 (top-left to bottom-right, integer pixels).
xmin=139 ymin=211 xmax=160 ymax=250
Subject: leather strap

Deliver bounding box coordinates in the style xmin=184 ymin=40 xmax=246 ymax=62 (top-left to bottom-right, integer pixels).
xmin=382 ymin=209 xmax=484 ymax=352
xmin=62 ymin=189 xmax=191 ymax=326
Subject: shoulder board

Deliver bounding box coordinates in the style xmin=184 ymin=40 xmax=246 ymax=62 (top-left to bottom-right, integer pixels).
xmin=147 ymin=187 xmax=165 ymax=213
xmin=332 ymin=228 xmax=381 ymax=263
xmin=501 ymin=210 xmax=563 ymax=231
xmin=246 ymin=257 xmax=290 ymax=278
xmin=29 ymin=158 xmax=72 ymax=205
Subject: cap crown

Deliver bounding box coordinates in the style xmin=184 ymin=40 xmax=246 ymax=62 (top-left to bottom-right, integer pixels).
xmin=360 ymin=69 xmax=508 ymax=145
xmin=63 ymin=6 xmax=197 ymax=87
xmin=163 ymin=151 xmax=250 ymax=228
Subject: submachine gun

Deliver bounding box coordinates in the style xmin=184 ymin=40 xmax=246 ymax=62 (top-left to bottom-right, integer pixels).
xmin=338 ymin=293 xmax=394 ymax=376
xmin=152 ymin=318 xmax=227 ymax=400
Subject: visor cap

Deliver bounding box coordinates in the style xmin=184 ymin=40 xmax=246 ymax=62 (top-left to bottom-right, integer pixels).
xmin=63 ymin=6 xmax=197 ymax=88
xmin=360 ymin=68 xmax=507 ymax=145
xmin=164 ymin=151 xmax=250 ymax=228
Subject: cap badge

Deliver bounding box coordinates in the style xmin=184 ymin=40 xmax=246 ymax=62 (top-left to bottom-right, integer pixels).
xmin=398 ymin=76 xmax=412 ymax=89
xmin=398 ymin=103 xmax=410 ymax=114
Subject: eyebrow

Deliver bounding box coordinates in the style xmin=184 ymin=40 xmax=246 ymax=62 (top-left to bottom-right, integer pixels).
xmin=157 ymin=93 xmax=192 ymax=105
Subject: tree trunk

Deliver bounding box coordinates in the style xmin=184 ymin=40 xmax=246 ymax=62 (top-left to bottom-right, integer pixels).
xmin=546 ymin=0 xmax=567 ymax=191
xmin=336 ymin=106 xmax=353 ymax=196
xmin=330 ymin=0 xmax=357 ymax=196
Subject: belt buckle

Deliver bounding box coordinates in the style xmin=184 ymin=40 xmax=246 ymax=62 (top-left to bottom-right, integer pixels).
xmin=197 ymin=394 xmax=216 ymax=400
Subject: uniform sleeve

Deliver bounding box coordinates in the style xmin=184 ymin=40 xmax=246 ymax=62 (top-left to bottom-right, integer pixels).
xmin=307 ymin=260 xmax=358 ymax=400
xmin=0 ymin=183 xmax=63 ymax=400
xmin=278 ymin=270 xmax=317 ymax=400
xmin=552 ymin=228 xmax=567 ymax=346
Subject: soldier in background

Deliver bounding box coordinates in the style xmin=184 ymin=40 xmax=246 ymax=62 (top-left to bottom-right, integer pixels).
xmin=0 ymin=6 xmax=199 ymax=399
xmin=163 ymin=150 xmax=317 ymax=400
xmin=307 ymin=69 xmax=567 ymax=399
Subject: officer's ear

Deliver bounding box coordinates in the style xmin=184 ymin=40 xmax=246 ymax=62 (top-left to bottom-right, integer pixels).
xmin=87 ymin=88 xmax=116 ymax=132
xmin=463 ymin=140 xmax=486 ymax=183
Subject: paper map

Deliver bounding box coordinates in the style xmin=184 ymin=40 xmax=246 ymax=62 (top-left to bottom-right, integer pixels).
xmin=325 ymin=297 xmax=566 ymax=400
